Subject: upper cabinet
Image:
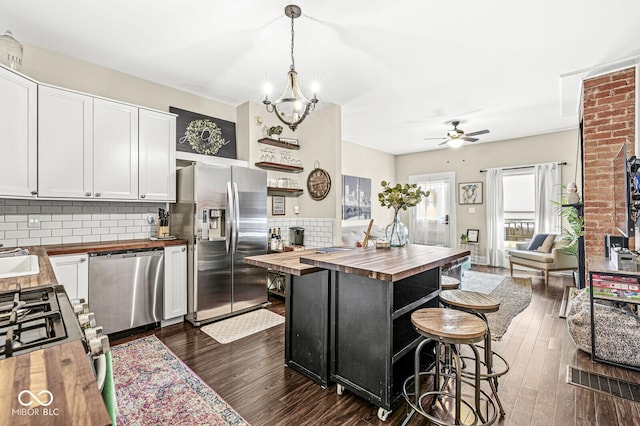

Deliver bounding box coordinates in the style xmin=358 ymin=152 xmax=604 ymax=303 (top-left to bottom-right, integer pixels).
xmin=139 ymin=108 xmax=176 ymax=202
xmin=36 ymin=81 xmax=176 ymax=201
xmin=38 ymin=85 xmax=94 ymax=198
xmin=93 ymin=98 xmax=139 ymax=200
xmin=0 ymin=66 xmax=37 ymax=198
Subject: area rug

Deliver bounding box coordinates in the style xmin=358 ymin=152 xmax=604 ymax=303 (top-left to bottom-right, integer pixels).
xmin=460 ymin=270 xmax=506 ymax=294
xmin=485 ymin=277 xmax=533 ymax=339
xmin=201 ymin=309 xmax=284 ymax=344
xmin=111 ymin=335 xmax=249 ymax=425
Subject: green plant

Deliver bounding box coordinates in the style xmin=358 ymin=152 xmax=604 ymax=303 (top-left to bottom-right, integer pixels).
xmin=554 ymin=187 xmax=584 ymax=256
xmin=378 ymin=181 xmax=428 ymax=213
xmin=460 ymin=233 xmax=468 ymax=244
xmin=267 ymin=125 xmax=283 ymax=136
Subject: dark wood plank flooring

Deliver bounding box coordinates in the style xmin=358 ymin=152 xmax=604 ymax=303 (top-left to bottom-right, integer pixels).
xmin=113 ymin=266 xmax=640 ymax=425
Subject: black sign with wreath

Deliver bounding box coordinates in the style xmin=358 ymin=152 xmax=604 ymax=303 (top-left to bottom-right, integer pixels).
xmin=170 ymin=106 xmax=237 ymax=159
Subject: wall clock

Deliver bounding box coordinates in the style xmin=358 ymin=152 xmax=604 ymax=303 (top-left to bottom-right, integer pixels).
xmin=307 ymin=163 xmax=331 ymax=201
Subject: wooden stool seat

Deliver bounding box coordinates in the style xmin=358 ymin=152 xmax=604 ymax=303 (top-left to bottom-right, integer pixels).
xmin=411 ymin=308 xmax=487 ymax=343
xmin=441 ymin=275 xmax=460 ymax=290
xmin=439 ymin=289 xmax=500 ymax=314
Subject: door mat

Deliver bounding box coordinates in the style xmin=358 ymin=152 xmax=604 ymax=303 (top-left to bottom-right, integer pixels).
xmin=567 ymin=366 xmax=640 ymax=402
xmin=111 ymin=335 xmax=249 ymax=425
xmin=201 ymin=309 xmax=284 ymax=344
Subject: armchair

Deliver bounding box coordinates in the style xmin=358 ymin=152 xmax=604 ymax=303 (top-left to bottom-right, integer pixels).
xmin=508 ymin=237 xmax=578 ymax=286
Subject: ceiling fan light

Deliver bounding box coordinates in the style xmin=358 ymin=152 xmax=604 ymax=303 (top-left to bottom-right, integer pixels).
xmin=448 ymin=138 xmax=464 ymax=149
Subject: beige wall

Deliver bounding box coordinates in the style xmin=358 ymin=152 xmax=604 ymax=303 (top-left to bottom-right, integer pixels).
xmin=21 ymin=44 xmax=238 ymax=134
xmin=396 ymin=130 xmax=580 ymax=256
xmin=341 ymin=141 xmax=396 ymax=233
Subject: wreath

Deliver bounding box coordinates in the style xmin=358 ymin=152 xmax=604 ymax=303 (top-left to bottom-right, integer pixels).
xmin=184 ymin=119 xmax=228 ymax=155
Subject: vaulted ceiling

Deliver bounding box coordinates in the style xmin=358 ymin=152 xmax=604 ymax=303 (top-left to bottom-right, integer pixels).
xmin=2 ymin=0 xmax=640 ymax=154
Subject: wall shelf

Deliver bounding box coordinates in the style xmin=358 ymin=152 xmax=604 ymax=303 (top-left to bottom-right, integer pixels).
xmin=255 ymin=162 xmax=304 ymax=173
xmin=258 ymin=137 xmax=300 ymax=150
xmin=267 ymin=187 xmax=304 ymax=197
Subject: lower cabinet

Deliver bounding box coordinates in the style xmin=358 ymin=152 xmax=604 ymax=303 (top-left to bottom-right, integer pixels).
xmin=49 ymin=253 xmax=89 ymax=301
xmin=164 ymin=245 xmax=187 ymax=320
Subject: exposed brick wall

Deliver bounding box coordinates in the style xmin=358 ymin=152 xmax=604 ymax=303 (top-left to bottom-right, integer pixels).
xmin=582 ymin=67 xmax=635 ymax=259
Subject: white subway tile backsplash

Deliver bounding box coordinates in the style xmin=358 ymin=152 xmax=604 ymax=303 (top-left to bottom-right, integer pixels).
xmin=17 ymin=206 xmax=40 ymax=214
xmin=62 ymin=236 xmax=82 ymax=244
xmin=72 ymin=228 xmax=91 ymax=236
xmin=92 ymin=214 xmax=110 ymax=221
xmin=41 ymin=206 xmax=63 ymax=214
xmin=72 ymin=214 xmax=92 ymax=221
xmin=62 ymin=206 xmax=83 ymax=214
xmin=29 ymin=230 xmax=51 ymax=238
xmin=91 ymin=228 xmax=109 ymax=235
xmin=100 ymin=234 xmax=118 ymax=242
xmin=0 ymin=239 xmax=17 ymax=247
xmin=52 ymin=229 xmax=73 ymax=237
xmin=40 ymin=237 xmax=62 ymax=245
xmin=101 ymin=220 xmax=118 ymax=227
xmin=18 ymin=238 xmax=40 ymax=246
xmin=42 ymin=221 xmax=62 ymax=230
xmin=5 ymin=214 xmax=27 ymax=223
xmin=117 ymin=233 xmax=134 ymax=240
xmin=0 ymin=223 xmax=17 ymax=231
xmin=82 ymin=235 xmax=100 ymax=243
xmin=0 ymin=206 xmax=17 ymax=214
xmin=82 ymin=220 xmax=100 ymax=228
xmin=6 ymin=230 xmax=29 ymax=239
xmin=63 ymin=221 xmax=82 ymax=229
xmin=118 ymin=219 xmax=134 ymax=227
xmin=126 ymin=226 xmax=142 ymax=233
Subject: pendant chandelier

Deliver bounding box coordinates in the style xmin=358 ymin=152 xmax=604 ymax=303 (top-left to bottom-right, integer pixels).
xmin=263 ymin=4 xmax=318 ymax=131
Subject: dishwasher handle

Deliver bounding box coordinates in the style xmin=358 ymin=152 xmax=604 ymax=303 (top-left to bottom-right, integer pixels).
xmin=90 ymin=248 xmax=164 ymax=259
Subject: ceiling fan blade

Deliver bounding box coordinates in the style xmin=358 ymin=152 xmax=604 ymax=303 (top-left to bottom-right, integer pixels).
xmin=465 ymin=129 xmax=490 ymax=137
xmin=423 ymin=137 xmax=447 ymax=141
xmin=462 ymin=137 xmax=479 ymax=142
xmin=438 ymin=139 xmax=451 ymax=146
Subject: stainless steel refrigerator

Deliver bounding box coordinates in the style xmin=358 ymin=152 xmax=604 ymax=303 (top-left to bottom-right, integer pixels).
xmin=170 ymin=162 xmax=268 ymax=325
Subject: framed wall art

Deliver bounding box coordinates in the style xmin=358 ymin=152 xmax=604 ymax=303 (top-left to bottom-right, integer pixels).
xmin=170 ymin=106 xmax=237 ymax=159
xmin=459 ymin=182 xmax=483 ymax=204
xmin=272 ymin=196 xmax=285 ymax=215
xmin=342 ymin=175 xmax=372 ymax=220
xmin=466 ymin=229 xmax=479 ymax=244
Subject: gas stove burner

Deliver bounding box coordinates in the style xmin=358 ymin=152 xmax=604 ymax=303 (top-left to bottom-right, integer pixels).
xmin=0 ymin=284 xmax=71 ymax=359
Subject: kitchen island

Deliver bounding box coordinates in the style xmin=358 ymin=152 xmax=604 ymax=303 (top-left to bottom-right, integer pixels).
xmin=245 ymin=244 xmax=469 ymax=420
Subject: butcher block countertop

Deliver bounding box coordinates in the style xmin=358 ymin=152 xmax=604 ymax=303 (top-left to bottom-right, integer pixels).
xmin=299 ymin=244 xmax=470 ymax=282
xmin=0 ymin=246 xmax=58 ymax=292
xmin=0 ymin=340 xmax=111 ymax=426
xmin=244 ymin=249 xmax=324 ymax=276
xmin=44 ymin=238 xmax=188 ymax=255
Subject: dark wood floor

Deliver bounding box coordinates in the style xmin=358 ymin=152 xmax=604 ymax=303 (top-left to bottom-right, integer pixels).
xmin=114 ymin=266 xmax=640 ymax=425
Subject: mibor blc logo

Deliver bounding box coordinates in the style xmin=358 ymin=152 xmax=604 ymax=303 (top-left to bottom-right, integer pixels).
xmin=12 ymin=390 xmax=60 ymax=417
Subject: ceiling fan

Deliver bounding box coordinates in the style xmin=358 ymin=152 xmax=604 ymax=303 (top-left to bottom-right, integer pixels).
xmin=424 ymin=120 xmax=490 ymax=148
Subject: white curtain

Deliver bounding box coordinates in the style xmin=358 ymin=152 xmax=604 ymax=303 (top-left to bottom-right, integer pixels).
xmin=485 ymin=168 xmax=505 ymax=267
xmin=534 ymin=163 xmax=561 ymax=234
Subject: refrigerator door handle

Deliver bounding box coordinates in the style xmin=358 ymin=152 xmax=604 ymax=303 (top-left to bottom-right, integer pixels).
xmin=226 ymin=181 xmax=233 ymax=254
xmin=233 ymin=182 xmax=240 ymax=253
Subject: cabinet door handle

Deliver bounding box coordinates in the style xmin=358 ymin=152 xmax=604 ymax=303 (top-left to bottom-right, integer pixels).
xmin=85 ymin=192 xmax=92 ymax=197
xmin=79 ymin=257 xmax=87 ymax=262
xmin=31 ymin=190 xmax=37 ymax=196
xmin=181 ymin=247 xmax=186 ymax=252
xmin=140 ymin=194 xmax=146 ymax=199
xmin=95 ymin=193 xmax=101 ymax=197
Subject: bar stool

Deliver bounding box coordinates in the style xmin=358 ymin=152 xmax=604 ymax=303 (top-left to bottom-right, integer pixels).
xmin=441 ymin=275 xmax=461 ymax=290
xmin=438 ymin=289 xmax=509 ymax=416
xmin=402 ymin=308 xmax=497 ymax=426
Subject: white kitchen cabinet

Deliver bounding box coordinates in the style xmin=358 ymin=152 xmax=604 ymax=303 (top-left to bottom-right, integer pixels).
xmin=139 ymin=108 xmax=176 ymax=201
xmin=50 ymin=253 xmax=89 ymax=301
xmin=93 ymin=98 xmax=139 ymax=200
xmin=38 ymin=85 xmax=94 ymax=198
xmin=164 ymin=245 xmax=187 ymax=320
xmin=0 ymin=66 xmax=37 ymax=198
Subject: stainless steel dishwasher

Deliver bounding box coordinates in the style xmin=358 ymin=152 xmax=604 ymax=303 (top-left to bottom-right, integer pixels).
xmin=88 ymin=248 xmax=164 ymax=334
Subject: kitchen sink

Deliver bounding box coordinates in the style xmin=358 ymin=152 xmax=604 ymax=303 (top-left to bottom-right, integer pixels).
xmin=0 ymin=255 xmax=40 ymax=279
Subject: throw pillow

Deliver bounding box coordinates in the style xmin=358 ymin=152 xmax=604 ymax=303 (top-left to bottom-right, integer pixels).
xmin=536 ymin=234 xmax=556 ymax=253
xmin=527 ymin=234 xmax=549 ymax=251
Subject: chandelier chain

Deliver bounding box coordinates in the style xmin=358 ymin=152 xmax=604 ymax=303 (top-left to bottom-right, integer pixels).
xmin=290 ymin=13 xmax=295 ymax=70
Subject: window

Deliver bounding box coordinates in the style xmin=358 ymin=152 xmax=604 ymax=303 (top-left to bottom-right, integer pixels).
xmin=503 ymin=170 xmax=534 ymax=245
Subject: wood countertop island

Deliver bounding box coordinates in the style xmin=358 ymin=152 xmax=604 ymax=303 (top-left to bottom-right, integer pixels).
xmin=245 ymin=244 xmax=470 ymax=420
xmin=299 ymin=244 xmax=469 ymax=281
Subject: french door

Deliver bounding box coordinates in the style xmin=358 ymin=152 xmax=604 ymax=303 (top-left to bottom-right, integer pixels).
xmin=409 ymin=172 xmax=456 ymax=247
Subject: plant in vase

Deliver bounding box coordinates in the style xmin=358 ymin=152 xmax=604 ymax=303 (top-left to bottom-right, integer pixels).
xmin=378 ymin=181 xmax=428 ymax=247
xmin=267 ymin=125 xmax=283 ymax=139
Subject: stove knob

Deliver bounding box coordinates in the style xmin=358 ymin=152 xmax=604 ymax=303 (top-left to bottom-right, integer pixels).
xmin=73 ymin=302 xmax=89 ymax=315
xmin=78 ymin=312 xmax=96 ymax=329
xmin=84 ymin=326 xmax=103 ymax=341
xmin=88 ymin=335 xmax=110 ymax=356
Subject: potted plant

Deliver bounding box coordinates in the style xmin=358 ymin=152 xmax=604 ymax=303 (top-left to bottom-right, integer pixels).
xmin=378 ymin=181 xmax=428 ymax=247
xmin=267 ymin=125 xmax=283 ymax=139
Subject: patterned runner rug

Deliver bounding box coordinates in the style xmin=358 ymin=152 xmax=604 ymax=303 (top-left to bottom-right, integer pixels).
xmin=201 ymin=309 xmax=285 ymax=344
xmin=111 ymin=335 xmax=249 ymax=425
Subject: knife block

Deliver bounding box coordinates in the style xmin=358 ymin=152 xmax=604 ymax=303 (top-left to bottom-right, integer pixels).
xmin=157 ymin=225 xmax=169 ymax=238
